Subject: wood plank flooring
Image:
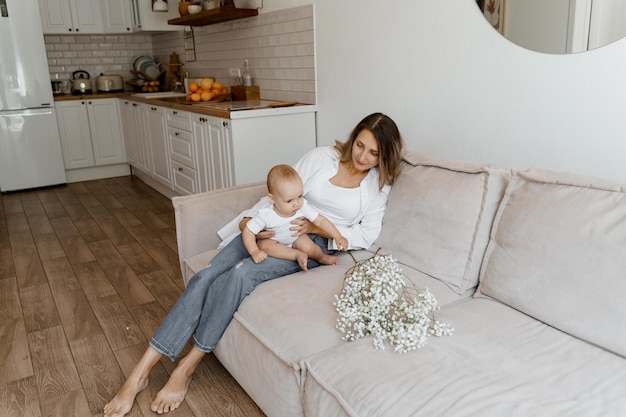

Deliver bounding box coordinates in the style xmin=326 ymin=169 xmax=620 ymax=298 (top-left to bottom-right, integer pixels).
xmin=0 ymin=176 xmax=266 ymax=417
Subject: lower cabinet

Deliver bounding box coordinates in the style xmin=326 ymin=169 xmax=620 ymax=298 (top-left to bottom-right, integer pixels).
xmin=119 ymin=98 xmax=316 ymax=196
xmin=120 ymin=100 xmax=171 ymax=188
xmin=145 ymin=105 xmax=171 ymax=188
xmin=55 ymin=98 xmax=126 ymax=170
xmin=167 ymin=108 xmax=199 ymax=195
xmin=192 ymin=114 xmax=234 ymax=192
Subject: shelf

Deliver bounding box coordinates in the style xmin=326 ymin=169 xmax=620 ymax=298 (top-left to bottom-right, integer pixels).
xmin=168 ymin=7 xmax=258 ymax=26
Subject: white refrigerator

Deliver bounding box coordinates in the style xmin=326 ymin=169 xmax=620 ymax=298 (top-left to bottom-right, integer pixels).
xmin=0 ymin=0 xmax=67 ymax=192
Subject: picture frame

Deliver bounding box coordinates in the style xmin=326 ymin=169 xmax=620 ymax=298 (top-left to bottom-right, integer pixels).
xmin=477 ymin=0 xmax=505 ymax=35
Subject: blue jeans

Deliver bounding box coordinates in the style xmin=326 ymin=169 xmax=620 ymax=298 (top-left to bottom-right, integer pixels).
xmin=150 ymin=233 xmax=329 ymax=361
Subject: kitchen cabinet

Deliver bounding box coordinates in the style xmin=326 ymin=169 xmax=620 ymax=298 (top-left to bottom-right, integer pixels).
xmin=120 ymin=98 xmax=316 ymax=197
xmin=120 ymin=99 xmax=142 ymax=168
xmin=145 ymin=105 xmax=172 ymax=188
xmin=226 ymin=111 xmax=317 ymax=185
xmin=121 ymin=100 xmax=171 ymax=188
xmin=101 ymin=0 xmax=133 ymax=33
xmin=55 ymin=98 xmax=126 ymax=169
xmin=39 ymin=0 xmax=103 ymax=34
xmin=131 ymin=0 xmax=182 ymax=32
xmin=39 ymin=0 xmax=180 ymax=34
xmin=167 ymin=109 xmax=199 ymax=195
xmin=192 ymin=114 xmax=235 ymax=192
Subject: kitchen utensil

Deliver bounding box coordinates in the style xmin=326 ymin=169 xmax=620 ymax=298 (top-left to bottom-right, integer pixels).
xmin=188 ymin=5 xmax=202 ymax=14
xmin=51 ymin=80 xmax=63 ymax=95
xmin=71 ymin=70 xmax=92 ymax=94
xmin=96 ymin=74 xmax=124 ymax=92
xmin=152 ymin=0 xmax=168 ymax=11
xmin=184 ymin=26 xmax=196 ymax=62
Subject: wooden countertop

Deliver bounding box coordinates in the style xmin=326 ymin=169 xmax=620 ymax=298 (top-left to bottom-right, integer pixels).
xmin=54 ymin=92 xmax=316 ymax=120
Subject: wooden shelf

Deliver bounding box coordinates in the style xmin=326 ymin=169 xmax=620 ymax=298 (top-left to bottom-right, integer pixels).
xmin=168 ymin=7 xmax=258 ymax=26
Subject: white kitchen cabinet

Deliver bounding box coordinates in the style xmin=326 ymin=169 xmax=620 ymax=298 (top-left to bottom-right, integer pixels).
xmin=39 ymin=0 xmax=103 ymax=34
xmin=227 ymin=111 xmax=317 ymax=185
xmin=167 ymin=109 xmax=199 ymax=195
xmin=120 ymin=99 xmax=316 ymax=197
xmin=119 ymin=100 xmax=138 ymax=166
xmin=131 ymin=0 xmax=182 ymax=32
xmin=39 ymin=0 xmax=179 ymax=34
xmin=145 ymin=105 xmax=172 ymax=188
xmin=192 ymin=114 xmax=235 ymax=193
xmin=101 ymin=0 xmax=133 ymax=33
xmin=55 ymin=98 xmax=125 ymax=170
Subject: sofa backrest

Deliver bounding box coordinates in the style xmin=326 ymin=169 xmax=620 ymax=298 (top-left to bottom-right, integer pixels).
xmin=478 ymin=169 xmax=626 ymax=358
xmin=375 ymin=151 xmax=509 ymax=294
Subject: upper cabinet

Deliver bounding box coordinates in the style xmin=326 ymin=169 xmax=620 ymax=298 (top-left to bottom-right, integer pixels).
xmin=39 ymin=0 xmax=103 ymax=34
xmin=133 ymin=0 xmax=182 ymax=32
xmin=39 ymin=0 xmax=181 ymax=34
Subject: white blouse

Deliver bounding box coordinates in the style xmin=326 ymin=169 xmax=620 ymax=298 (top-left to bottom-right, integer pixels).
xmin=218 ymin=146 xmax=391 ymax=251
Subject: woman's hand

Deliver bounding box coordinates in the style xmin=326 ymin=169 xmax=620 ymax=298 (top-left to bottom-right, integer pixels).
xmin=240 ymin=217 xmax=276 ymax=240
xmin=291 ymin=217 xmax=321 ymax=237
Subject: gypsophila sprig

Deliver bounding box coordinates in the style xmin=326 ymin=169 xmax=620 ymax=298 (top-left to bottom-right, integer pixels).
xmin=334 ymin=249 xmax=453 ymax=353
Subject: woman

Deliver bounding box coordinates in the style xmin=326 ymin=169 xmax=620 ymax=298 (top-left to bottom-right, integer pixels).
xmin=104 ymin=112 xmax=403 ymax=417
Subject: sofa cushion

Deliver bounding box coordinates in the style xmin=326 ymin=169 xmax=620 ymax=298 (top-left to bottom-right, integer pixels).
xmin=375 ymin=151 xmax=508 ymax=294
xmin=209 ymin=250 xmax=472 ymax=417
xmin=303 ymin=298 xmax=626 ymax=417
xmin=478 ymin=169 xmax=626 ymax=358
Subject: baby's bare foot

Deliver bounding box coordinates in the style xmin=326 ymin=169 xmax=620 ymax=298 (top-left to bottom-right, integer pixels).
xmin=318 ymin=254 xmax=339 ymax=266
xmin=295 ymin=252 xmax=309 ymax=270
xmin=104 ymin=376 xmax=149 ymax=417
xmin=151 ymin=368 xmax=192 ymax=414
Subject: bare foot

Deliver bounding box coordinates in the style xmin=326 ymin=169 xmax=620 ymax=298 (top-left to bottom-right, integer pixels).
xmin=296 ymin=251 xmax=309 ymax=271
xmin=316 ymin=253 xmax=339 ymax=266
xmin=151 ymin=368 xmax=192 ymax=414
xmin=104 ymin=376 xmax=149 ymax=417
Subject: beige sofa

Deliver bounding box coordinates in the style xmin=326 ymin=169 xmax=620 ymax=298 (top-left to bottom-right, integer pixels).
xmin=172 ymin=151 xmax=626 ymax=417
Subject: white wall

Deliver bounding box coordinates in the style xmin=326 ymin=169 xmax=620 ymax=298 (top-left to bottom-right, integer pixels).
xmin=261 ymin=0 xmax=626 ymax=181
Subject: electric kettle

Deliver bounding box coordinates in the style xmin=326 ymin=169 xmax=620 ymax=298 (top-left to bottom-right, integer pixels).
xmin=71 ymin=70 xmax=92 ymax=94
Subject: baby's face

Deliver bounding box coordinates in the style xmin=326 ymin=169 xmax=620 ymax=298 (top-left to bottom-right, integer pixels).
xmin=272 ymin=178 xmax=304 ymax=217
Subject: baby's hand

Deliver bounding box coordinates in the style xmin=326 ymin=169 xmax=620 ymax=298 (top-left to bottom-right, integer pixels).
xmin=336 ymin=236 xmax=348 ymax=251
xmin=251 ymin=249 xmax=268 ymax=263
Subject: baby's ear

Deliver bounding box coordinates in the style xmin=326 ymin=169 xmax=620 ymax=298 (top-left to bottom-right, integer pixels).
xmin=267 ymin=193 xmax=275 ymax=203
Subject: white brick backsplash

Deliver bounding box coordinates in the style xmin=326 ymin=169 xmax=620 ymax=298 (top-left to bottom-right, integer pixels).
xmin=44 ymin=5 xmax=315 ymax=102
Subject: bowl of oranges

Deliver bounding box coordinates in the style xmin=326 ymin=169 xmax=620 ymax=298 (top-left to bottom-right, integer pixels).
xmin=185 ymin=77 xmax=230 ymax=102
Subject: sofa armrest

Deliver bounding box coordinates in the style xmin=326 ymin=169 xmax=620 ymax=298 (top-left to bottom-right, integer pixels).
xmin=172 ymin=182 xmax=267 ymax=278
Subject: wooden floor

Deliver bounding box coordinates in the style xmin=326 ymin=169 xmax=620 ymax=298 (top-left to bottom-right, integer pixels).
xmin=0 ymin=176 xmax=266 ymax=417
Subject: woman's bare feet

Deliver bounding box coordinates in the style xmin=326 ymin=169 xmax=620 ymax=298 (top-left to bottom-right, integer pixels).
xmin=151 ymin=367 xmax=192 ymax=414
xmin=151 ymin=347 xmax=206 ymax=414
xmin=103 ymin=375 xmax=149 ymax=417
xmin=104 ymin=346 xmax=162 ymax=417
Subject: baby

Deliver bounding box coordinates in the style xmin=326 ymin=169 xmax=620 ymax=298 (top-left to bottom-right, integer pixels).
xmin=242 ymin=164 xmax=348 ymax=270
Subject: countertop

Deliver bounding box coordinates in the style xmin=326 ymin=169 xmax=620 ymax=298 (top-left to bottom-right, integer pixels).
xmin=53 ymin=92 xmax=317 ymax=120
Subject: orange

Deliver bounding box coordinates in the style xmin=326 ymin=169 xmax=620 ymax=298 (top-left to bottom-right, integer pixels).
xmin=190 ymin=93 xmax=201 ymax=102
xmin=200 ymin=77 xmax=213 ymax=89
xmin=188 ymin=82 xmax=199 ymax=93
xmin=212 ymin=81 xmax=223 ymax=89
xmin=200 ymin=91 xmax=211 ymax=101
xmin=220 ymin=87 xmax=229 ymax=94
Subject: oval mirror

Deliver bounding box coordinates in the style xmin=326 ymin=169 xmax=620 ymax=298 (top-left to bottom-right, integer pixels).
xmin=476 ymin=0 xmax=626 ymax=54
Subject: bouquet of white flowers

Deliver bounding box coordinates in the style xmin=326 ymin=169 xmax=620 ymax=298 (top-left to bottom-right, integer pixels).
xmin=335 ymin=250 xmax=453 ymax=353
